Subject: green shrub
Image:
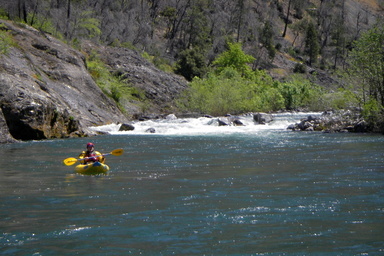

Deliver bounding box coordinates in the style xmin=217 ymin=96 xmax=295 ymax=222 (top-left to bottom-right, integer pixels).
xmin=362 ymin=99 xmax=384 ymax=132
xmin=293 ymin=63 xmax=306 ymax=73
xmin=26 ymin=13 xmax=63 ymax=39
xmin=179 ymin=67 xmax=285 ymax=115
xmin=321 ymin=89 xmax=359 ymax=110
xmin=0 ymin=29 xmax=15 ymax=55
xmin=86 ymin=52 xmax=140 ymax=107
xmin=278 ymin=75 xmax=322 ymax=110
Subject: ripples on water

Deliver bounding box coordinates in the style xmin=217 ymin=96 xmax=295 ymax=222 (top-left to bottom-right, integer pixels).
xmin=1 ymin=115 xmax=384 ymax=255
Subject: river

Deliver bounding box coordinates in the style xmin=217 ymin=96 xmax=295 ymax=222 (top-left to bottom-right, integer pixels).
xmin=1 ymin=113 xmax=383 ymax=255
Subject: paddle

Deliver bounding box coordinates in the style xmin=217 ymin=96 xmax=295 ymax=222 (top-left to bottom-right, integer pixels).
xmin=63 ymin=148 xmax=124 ymax=166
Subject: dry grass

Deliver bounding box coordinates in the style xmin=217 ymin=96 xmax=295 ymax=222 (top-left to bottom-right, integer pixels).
xmin=357 ymin=0 xmax=382 ymax=11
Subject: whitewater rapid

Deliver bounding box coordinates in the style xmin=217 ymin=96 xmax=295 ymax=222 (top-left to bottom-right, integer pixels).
xmin=89 ymin=112 xmax=322 ymax=136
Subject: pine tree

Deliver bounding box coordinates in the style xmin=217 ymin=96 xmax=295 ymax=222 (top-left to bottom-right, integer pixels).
xmin=305 ymin=22 xmax=319 ymax=66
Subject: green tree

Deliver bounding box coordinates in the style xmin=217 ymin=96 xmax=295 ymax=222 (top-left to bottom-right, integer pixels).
xmin=175 ymin=48 xmax=208 ymax=80
xmin=74 ymin=11 xmax=101 ymax=39
xmin=348 ymin=24 xmax=384 ymax=106
xmin=305 ymin=22 xmax=319 ymax=66
xmin=260 ymin=21 xmax=276 ymax=59
xmin=213 ymin=42 xmax=255 ymax=77
xmin=174 ymin=0 xmax=211 ymax=80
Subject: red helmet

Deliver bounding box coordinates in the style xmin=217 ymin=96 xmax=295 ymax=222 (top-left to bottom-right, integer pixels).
xmin=86 ymin=142 xmax=94 ymax=148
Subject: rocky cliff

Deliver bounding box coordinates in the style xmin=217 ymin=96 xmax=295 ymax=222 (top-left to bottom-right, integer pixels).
xmin=80 ymin=42 xmax=188 ymax=117
xmin=0 ymin=20 xmax=188 ymax=143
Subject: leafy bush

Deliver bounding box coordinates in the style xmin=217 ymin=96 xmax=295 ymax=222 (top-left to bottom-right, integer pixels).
xmin=278 ymin=75 xmax=321 ymax=110
xmin=0 ymin=28 xmax=15 ymax=55
xmin=179 ymin=67 xmax=285 ymax=116
xmin=362 ymin=99 xmax=384 ymax=132
xmin=26 ymin=13 xmax=63 ymax=39
xmin=86 ymin=52 xmax=140 ymax=106
xmin=321 ymin=89 xmax=360 ymax=110
xmin=178 ymin=43 xmax=328 ymax=115
xmin=76 ymin=11 xmax=101 ymax=39
xmin=293 ymin=63 xmax=306 ymax=73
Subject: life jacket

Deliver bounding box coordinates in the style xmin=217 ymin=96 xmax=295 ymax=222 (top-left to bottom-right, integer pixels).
xmin=79 ymin=150 xmax=105 ymax=164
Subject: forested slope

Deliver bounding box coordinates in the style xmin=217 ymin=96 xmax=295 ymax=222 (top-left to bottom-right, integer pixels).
xmin=1 ymin=0 xmax=382 ymax=80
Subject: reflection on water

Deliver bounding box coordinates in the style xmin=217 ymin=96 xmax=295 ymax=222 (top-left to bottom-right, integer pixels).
xmin=0 ymin=130 xmax=384 ymax=255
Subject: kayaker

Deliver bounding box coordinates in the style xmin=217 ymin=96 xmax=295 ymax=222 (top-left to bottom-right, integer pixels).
xmin=78 ymin=142 xmax=105 ymax=164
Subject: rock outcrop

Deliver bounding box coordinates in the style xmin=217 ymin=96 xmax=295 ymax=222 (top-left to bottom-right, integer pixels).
xmin=0 ymin=109 xmax=17 ymax=143
xmin=287 ymin=110 xmax=370 ymax=133
xmin=0 ymin=20 xmax=189 ymax=143
xmin=81 ymin=41 xmax=188 ymax=115
xmin=0 ymin=20 xmax=128 ymax=142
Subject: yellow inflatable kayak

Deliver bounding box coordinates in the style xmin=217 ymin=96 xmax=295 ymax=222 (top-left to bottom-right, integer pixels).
xmin=75 ymin=161 xmax=110 ymax=175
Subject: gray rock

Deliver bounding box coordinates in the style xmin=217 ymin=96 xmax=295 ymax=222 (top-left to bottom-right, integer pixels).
xmin=145 ymin=128 xmax=156 ymax=133
xmin=0 ymin=20 xmax=127 ymax=141
xmin=287 ymin=110 xmax=372 ymax=133
xmin=218 ymin=117 xmax=230 ymax=126
xmin=253 ymin=113 xmax=273 ymax=124
xmin=0 ymin=108 xmax=18 ymax=143
xmin=119 ymin=123 xmax=135 ymax=131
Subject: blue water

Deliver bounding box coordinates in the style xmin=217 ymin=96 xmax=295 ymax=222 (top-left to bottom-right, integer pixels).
xmin=1 ymin=130 xmax=384 ymax=255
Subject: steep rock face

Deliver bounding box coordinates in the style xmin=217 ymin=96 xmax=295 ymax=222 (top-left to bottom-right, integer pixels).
xmin=81 ymin=42 xmax=188 ymax=115
xmin=0 ymin=108 xmax=17 ymax=143
xmin=0 ymin=20 xmax=127 ymax=142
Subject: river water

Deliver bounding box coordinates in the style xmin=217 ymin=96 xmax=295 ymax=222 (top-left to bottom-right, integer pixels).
xmin=1 ymin=113 xmax=383 ymax=255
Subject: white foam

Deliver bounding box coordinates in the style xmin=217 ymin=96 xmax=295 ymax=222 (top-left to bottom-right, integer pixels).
xmin=89 ymin=112 xmax=321 ymax=136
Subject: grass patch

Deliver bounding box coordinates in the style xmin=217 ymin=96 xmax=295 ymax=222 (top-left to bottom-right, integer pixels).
xmin=86 ymin=51 xmax=145 ymax=110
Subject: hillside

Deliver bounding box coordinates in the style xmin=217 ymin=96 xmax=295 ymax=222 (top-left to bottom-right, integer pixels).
xmin=0 ymin=19 xmax=187 ymax=143
xmin=0 ymin=0 xmax=383 ymax=142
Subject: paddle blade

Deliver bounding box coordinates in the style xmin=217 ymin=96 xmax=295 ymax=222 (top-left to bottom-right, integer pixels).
xmin=63 ymin=157 xmax=78 ymax=166
xmin=111 ymin=148 xmax=124 ymax=156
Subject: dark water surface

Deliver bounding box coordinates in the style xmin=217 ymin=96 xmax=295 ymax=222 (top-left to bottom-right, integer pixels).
xmin=1 ymin=131 xmax=383 ymax=255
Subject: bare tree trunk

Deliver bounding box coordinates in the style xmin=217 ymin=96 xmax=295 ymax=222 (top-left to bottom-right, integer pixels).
xmin=282 ymin=0 xmax=292 ymax=37
xmin=18 ymin=0 xmax=28 ymax=23
xmin=67 ymin=0 xmax=70 ymax=19
xmin=236 ymin=0 xmax=244 ymax=42
xmin=65 ymin=0 xmax=71 ymax=38
xmin=30 ymin=0 xmax=40 ymax=26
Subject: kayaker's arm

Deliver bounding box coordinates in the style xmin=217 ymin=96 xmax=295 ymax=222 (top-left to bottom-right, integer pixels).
xmin=78 ymin=151 xmax=90 ymax=164
xmin=95 ymin=151 xmax=105 ymax=163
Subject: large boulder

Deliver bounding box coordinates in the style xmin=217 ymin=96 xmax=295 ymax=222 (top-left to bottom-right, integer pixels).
xmin=253 ymin=113 xmax=273 ymax=124
xmin=0 ymin=20 xmax=127 ymax=141
xmin=119 ymin=123 xmax=135 ymax=131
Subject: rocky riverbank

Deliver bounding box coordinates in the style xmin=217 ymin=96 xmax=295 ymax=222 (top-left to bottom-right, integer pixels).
xmin=287 ymin=110 xmax=372 ymax=133
xmin=117 ymin=110 xmax=378 ymax=135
